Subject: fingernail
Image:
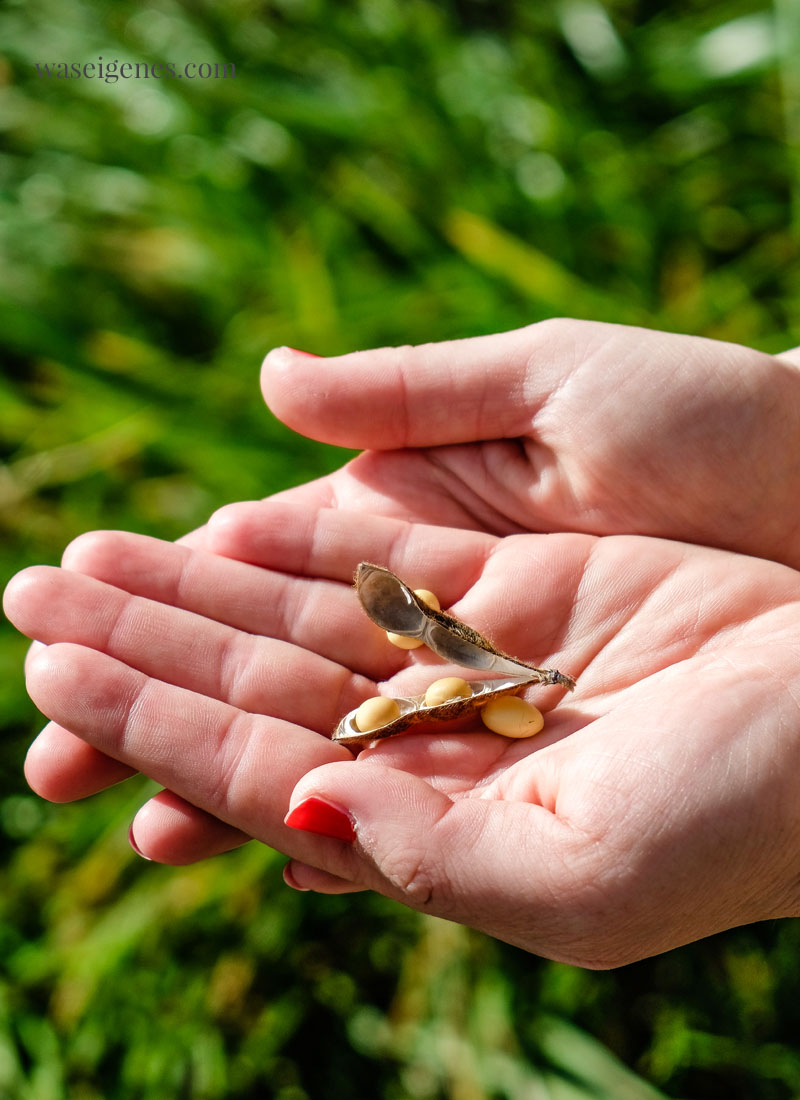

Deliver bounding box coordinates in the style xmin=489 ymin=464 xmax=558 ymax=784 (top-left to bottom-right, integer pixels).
xmin=128 ymin=824 xmax=152 ymax=861
xmin=286 ymin=347 xmax=322 ymax=358
xmin=285 ymin=797 xmax=356 ymax=843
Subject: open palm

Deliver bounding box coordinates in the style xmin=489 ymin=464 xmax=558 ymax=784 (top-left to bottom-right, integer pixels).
xmin=7 ymin=500 xmax=800 ymax=965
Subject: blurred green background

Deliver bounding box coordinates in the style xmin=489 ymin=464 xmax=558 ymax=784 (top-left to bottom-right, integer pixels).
xmin=2 ymin=0 xmax=800 ymax=1096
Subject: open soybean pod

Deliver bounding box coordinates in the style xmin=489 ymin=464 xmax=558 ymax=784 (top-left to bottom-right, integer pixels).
xmin=355 ymin=562 xmax=576 ymax=691
xmin=333 ymin=675 xmax=543 ymax=748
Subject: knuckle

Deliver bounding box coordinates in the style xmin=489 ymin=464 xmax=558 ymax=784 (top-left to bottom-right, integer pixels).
xmin=367 ymin=802 xmax=462 ymax=910
xmin=528 ymin=316 xmax=576 ymax=342
xmin=527 ymin=315 xmax=602 ymax=359
xmin=374 ymin=840 xmax=439 ymax=907
xmin=215 ymin=630 xmax=251 ymax=708
xmin=205 ymin=713 xmax=252 ymax=816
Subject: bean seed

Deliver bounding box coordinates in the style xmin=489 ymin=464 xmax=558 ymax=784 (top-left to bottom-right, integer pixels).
xmin=386 ymin=632 xmax=424 ymax=649
xmin=414 ymin=588 xmax=440 ymax=611
xmin=354 ymin=696 xmax=402 ymax=733
xmin=424 ymin=677 xmax=472 ymax=707
xmin=480 ymin=696 xmax=544 ymax=738
xmin=334 ymin=674 xmax=546 ymax=746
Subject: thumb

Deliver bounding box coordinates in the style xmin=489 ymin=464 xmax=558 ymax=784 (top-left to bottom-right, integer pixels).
xmin=283 ymin=758 xmax=600 ymax=964
xmin=260 ymin=324 xmax=565 ymax=449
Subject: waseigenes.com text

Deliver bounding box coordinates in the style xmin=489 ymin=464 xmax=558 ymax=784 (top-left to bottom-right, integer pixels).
xmin=34 ymin=58 xmax=236 ymax=84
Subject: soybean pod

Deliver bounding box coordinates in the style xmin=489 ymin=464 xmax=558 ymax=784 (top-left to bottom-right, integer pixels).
xmin=331 ymin=563 xmax=576 ymax=748
xmin=355 ymin=562 xmax=575 ymax=690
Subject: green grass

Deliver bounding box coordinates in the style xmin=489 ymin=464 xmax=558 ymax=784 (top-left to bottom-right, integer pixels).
xmin=2 ymin=0 xmax=800 ymax=1096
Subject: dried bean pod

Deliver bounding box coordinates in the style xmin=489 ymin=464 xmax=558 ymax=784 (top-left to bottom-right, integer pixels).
xmin=355 ymin=562 xmax=575 ymax=691
xmin=333 ymin=674 xmax=542 ymax=748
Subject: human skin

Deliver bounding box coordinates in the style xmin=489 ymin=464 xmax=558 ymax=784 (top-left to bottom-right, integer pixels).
xmin=31 ymin=318 xmax=800 ymax=840
xmin=5 ymin=319 xmax=800 ymax=950
xmin=5 ymin=503 xmax=800 ymax=967
xmin=258 ymin=321 xmax=800 ymax=569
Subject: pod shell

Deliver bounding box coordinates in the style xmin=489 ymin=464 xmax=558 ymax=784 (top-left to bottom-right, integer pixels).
xmin=355 ymin=562 xmax=575 ymax=691
xmin=333 ymin=674 xmax=543 ymax=748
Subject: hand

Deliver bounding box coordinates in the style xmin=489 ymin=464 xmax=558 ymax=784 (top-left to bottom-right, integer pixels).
xmin=7 ymin=502 xmax=800 ymax=965
xmin=261 ymin=321 xmax=800 ymax=569
xmin=10 ymin=319 xmax=800 ymax=880
xmin=11 ymin=521 xmax=252 ymax=864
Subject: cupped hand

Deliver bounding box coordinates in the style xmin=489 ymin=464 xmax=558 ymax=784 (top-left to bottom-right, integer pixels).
xmin=262 ymin=322 xmax=800 ymax=569
xmin=18 ymin=320 xmax=800 ymax=860
xmin=6 ymin=501 xmax=800 ymax=965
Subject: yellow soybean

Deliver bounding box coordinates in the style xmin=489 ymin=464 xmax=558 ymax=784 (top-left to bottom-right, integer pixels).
xmin=386 ymin=632 xmax=425 ymax=650
xmin=424 ymin=677 xmax=473 ymax=707
xmin=354 ymin=696 xmax=402 ymax=733
xmin=480 ymin=697 xmax=544 ymax=738
xmin=414 ymin=588 xmax=440 ymax=611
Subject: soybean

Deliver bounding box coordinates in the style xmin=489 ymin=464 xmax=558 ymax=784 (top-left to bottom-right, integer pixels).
xmin=354 ymin=696 xmax=402 ymax=733
xmin=334 ymin=674 xmax=546 ymax=746
xmin=480 ymin=696 xmax=544 ymax=739
xmin=414 ymin=589 xmax=440 ymax=611
xmin=386 ymin=632 xmax=424 ymax=650
xmin=424 ymin=677 xmax=472 ymax=707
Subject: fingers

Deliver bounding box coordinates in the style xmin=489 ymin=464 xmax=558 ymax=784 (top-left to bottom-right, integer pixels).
xmin=7 ymin=532 xmax=380 ymax=819
xmin=283 ymin=757 xmax=604 ymax=966
xmin=25 ymin=722 xmax=136 ymax=800
xmin=283 ymin=861 xmax=366 ymax=895
xmin=129 ymin=790 xmax=250 ymax=864
xmin=24 ymin=643 xmax=352 ymax=855
xmin=25 ymin=639 xmax=46 ymax=675
xmin=207 ymin=500 xmax=496 ymax=601
xmin=261 ymin=326 xmax=558 ymax=448
xmin=261 ymin=322 xmax=780 ymax=452
xmin=207 ymin=502 xmax=585 ymax=688
xmin=58 ymin=530 xmax=389 ymax=681
xmin=5 ymin=512 xmax=505 ymax=834
xmin=26 ymin=722 xmax=251 ymax=864
xmin=5 ymin=564 xmax=373 ymax=732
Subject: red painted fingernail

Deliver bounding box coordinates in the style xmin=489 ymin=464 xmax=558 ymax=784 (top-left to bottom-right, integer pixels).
xmin=285 ymin=797 xmax=356 ymax=843
xmin=128 ymin=824 xmax=152 ymax=861
xmin=286 ymin=348 xmax=322 ymax=358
